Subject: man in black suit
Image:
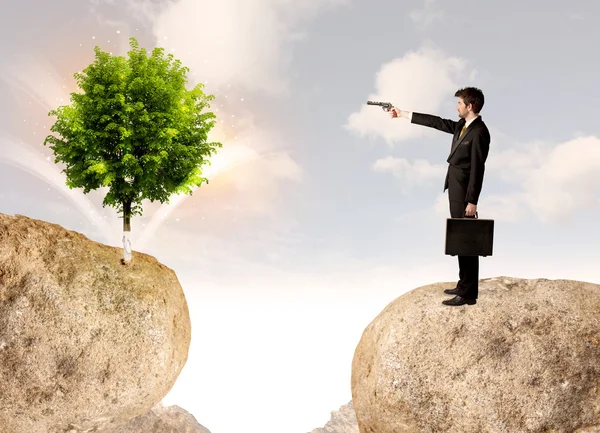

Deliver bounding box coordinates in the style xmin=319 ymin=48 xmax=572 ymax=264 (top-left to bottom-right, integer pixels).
xmin=389 ymin=87 xmax=491 ymax=306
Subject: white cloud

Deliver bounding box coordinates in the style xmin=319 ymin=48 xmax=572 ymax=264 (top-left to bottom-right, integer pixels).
xmin=373 ymin=156 xmax=446 ymax=193
xmin=140 ymin=0 xmax=348 ymax=96
xmin=486 ymin=139 xmax=548 ymax=183
xmin=344 ymin=45 xmax=472 ymax=146
xmin=524 ymin=136 xmax=600 ymax=223
xmin=483 ymin=135 xmax=600 ymax=224
xmin=410 ymin=0 xmax=445 ymax=29
xmin=90 ymin=0 xmax=169 ymax=26
xmin=476 ymin=192 xmax=530 ymax=223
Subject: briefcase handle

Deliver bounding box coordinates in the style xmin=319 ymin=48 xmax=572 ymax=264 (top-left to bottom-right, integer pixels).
xmin=463 ymin=211 xmax=478 ymax=219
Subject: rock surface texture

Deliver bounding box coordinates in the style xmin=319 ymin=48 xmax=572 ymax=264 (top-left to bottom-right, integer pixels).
xmin=105 ymin=402 xmax=211 ymax=433
xmin=0 ymin=214 xmax=191 ymax=433
xmin=351 ymin=277 xmax=600 ymax=433
xmin=310 ymin=401 xmax=359 ymax=433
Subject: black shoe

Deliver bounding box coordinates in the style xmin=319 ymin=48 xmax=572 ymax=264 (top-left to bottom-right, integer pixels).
xmin=442 ymin=295 xmax=476 ymax=306
xmin=444 ymin=287 xmax=461 ymax=295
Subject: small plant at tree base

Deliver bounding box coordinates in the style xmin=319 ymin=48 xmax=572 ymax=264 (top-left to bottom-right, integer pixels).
xmin=44 ymin=37 xmax=222 ymax=264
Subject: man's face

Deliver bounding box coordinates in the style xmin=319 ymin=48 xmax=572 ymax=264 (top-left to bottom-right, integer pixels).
xmin=456 ymin=98 xmax=471 ymax=118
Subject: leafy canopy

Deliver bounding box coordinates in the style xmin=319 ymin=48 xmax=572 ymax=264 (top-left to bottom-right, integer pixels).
xmin=44 ymin=37 xmax=222 ymax=218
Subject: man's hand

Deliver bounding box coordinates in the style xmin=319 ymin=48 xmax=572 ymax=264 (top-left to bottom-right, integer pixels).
xmin=465 ymin=202 xmax=477 ymax=217
xmin=389 ymin=107 xmax=408 ymax=119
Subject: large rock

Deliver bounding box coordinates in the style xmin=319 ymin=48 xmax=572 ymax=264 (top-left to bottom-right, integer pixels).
xmin=0 ymin=214 xmax=191 ymax=433
xmin=105 ymin=402 xmax=211 ymax=433
xmin=351 ymin=277 xmax=600 ymax=433
xmin=310 ymin=401 xmax=359 ymax=433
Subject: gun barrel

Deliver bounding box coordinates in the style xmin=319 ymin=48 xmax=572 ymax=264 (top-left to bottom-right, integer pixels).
xmin=367 ymin=101 xmax=393 ymax=111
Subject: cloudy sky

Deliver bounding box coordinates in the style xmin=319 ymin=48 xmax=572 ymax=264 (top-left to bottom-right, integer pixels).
xmin=2 ymin=0 xmax=600 ymax=432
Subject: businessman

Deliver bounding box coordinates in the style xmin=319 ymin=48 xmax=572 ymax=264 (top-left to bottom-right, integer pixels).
xmin=389 ymin=87 xmax=490 ymax=306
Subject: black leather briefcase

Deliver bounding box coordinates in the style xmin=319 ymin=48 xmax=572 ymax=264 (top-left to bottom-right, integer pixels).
xmin=445 ymin=212 xmax=494 ymax=257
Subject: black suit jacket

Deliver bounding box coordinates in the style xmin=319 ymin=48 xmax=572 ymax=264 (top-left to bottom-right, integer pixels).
xmin=411 ymin=112 xmax=490 ymax=205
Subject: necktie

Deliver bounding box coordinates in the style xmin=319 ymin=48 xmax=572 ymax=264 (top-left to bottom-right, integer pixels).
xmin=459 ymin=125 xmax=467 ymax=137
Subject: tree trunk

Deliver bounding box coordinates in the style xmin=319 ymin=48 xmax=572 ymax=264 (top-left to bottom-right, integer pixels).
xmin=122 ymin=200 xmax=132 ymax=264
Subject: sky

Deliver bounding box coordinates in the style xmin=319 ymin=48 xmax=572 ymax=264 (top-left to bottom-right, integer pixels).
xmin=2 ymin=0 xmax=600 ymax=432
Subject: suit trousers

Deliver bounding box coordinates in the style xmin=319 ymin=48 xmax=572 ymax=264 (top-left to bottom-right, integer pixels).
xmin=449 ymin=199 xmax=479 ymax=300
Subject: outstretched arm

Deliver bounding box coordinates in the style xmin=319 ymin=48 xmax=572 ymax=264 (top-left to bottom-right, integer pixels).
xmin=390 ymin=107 xmax=458 ymax=135
xmin=410 ymin=112 xmax=459 ymax=135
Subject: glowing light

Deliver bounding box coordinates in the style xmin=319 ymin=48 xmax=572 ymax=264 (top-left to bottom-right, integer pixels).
xmin=0 ymin=134 xmax=117 ymax=243
xmin=136 ymin=143 xmax=271 ymax=250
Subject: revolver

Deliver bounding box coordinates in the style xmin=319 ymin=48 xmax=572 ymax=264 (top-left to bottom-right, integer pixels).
xmin=367 ymin=100 xmax=393 ymax=112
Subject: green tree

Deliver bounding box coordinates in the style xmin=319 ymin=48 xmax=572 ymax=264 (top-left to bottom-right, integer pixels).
xmin=44 ymin=37 xmax=221 ymax=263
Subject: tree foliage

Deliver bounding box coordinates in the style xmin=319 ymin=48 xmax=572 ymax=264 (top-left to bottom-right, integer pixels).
xmin=44 ymin=37 xmax=222 ymax=221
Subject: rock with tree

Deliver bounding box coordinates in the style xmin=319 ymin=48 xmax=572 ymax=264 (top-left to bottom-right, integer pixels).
xmin=0 ymin=213 xmax=191 ymax=433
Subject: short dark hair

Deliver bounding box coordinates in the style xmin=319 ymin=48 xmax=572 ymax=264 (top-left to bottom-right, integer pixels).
xmin=455 ymin=87 xmax=484 ymax=114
